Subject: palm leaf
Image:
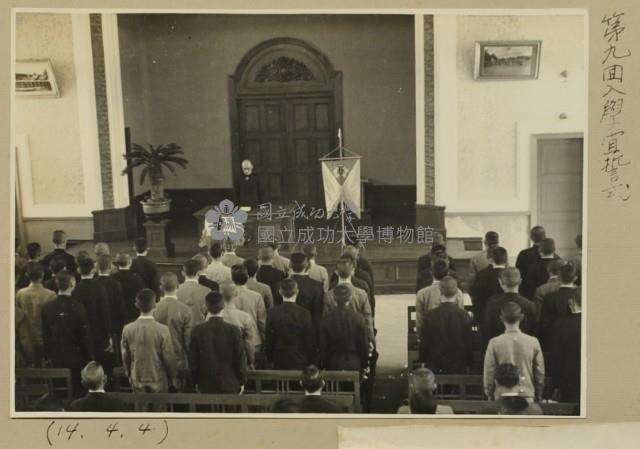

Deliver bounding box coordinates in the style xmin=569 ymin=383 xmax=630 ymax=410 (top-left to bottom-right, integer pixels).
xmin=139 ymin=166 xmax=149 ymax=185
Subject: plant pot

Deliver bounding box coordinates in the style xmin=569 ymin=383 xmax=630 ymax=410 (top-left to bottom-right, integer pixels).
xmin=141 ymin=198 xmax=171 ymax=219
xmin=150 ymin=178 xmax=165 ymax=201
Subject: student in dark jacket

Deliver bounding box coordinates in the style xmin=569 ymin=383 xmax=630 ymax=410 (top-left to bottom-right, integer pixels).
xmin=265 ymin=278 xmax=315 ymax=370
xmin=66 ymin=362 xmax=127 ymax=412
xmin=416 ymin=244 xmax=456 ymax=292
xmin=515 ymin=226 xmax=546 ymax=283
xmin=333 ymin=246 xmax=376 ymax=317
xmin=420 ymin=276 xmax=473 ymax=374
xmin=551 ymin=289 xmax=582 ymax=404
xmin=43 ymin=257 xmax=67 ymax=294
xmin=319 ymin=285 xmax=368 ymax=371
xmin=256 ymin=245 xmax=287 ymax=306
xmin=470 ymin=246 xmax=507 ymax=325
xmin=16 ymin=242 xmax=52 ymax=290
xmin=289 ymin=252 xmax=325 ymax=332
xmin=94 ymin=255 xmax=126 ymax=341
xmin=539 ymin=262 xmax=579 ymax=350
xmin=41 ymin=271 xmax=93 ymax=398
xmin=189 ymin=291 xmax=246 ymax=394
xmin=484 ymin=267 xmax=538 ymax=342
xmin=521 ymin=238 xmax=561 ymax=300
xmin=72 ymin=258 xmax=113 ymax=374
xmin=130 ymin=237 xmax=160 ymax=293
xmin=42 ymin=230 xmax=78 ymax=273
xmin=297 ymin=365 xmax=346 ymax=413
xmin=110 ymin=252 xmax=146 ymax=325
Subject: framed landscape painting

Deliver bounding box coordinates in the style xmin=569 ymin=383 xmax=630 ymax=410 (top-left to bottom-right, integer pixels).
xmin=474 ymin=40 xmax=541 ymax=80
xmin=15 ymin=59 xmax=60 ymax=97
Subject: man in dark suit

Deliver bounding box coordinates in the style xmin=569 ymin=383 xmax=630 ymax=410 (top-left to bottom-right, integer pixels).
xmin=298 ymin=365 xmax=346 ymax=413
xmin=130 ymin=237 xmax=160 ymax=293
xmin=329 ymin=254 xmax=375 ymax=317
xmin=342 ymin=245 xmax=375 ymax=315
xmin=66 ymin=362 xmax=127 ymax=412
xmin=484 ymin=267 xmax=538 ymax=342
xmin=236 ymin=159 xmax=262 ymax=208
xmin=16 ymin=242 xmax=52 ymax=290
xmin=94 ymin=254 xmax=126 ymax=351
xmin=515 ymin=226 xmax=546 ymax=285
xmin=551 ymin=288 xmax=582 ymax=403
xmin=470 ymin=246 xmax=507 ymax=326
xmin=416 ymin=232 xmax=446 ymax=273
xmin=189 ymin=291 xmax=246 ymax=394
xmin=416 ymin=243 xmax=456 ymax=292
xmin=42 ymin=230 xmax=78 ymax=273
xmin=289 ymin=252 xmax=325 ymax=332
xmin=72 ymin=258 xmax=113 ymax=376
xmin=420 ymin=276 xmax=473 ymax=374
xmin=521 ymin=238 xmax=562 ymax=300
xmin=43 ymin=257 xmax=67 ymax=294
xmin=41 ymin=271 xmax=93 ymax=398
xmin=110 ymin=253 xmax=146 ymax=325
xmin=319 ymin=284 xmax=369 ymax=371
xmin=256 ymin=245 xmax=287 ymax=306
xmin=539 ymin=262 xmax=579 ymax=350
xmin=265 ymin=278 xmax=315 ymax=369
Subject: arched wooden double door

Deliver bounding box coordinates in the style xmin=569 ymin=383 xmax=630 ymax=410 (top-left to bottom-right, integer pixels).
xmin=230 ymin=38 xmax=343 ymax=207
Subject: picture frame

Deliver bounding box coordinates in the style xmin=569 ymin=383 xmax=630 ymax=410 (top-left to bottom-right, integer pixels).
xmin=15 ymin=59 xmax=60 ymax=97
xmin=474 ymin=40 xmax=541 ymax=80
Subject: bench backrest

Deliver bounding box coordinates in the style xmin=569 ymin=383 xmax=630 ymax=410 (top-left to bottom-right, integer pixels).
xmin=439 ymin=399 xmax=578 ymax=416
xmin=15 ymin=368 xmax=73 ymax=402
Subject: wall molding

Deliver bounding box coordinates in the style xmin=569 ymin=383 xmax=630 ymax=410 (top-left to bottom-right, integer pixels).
xmin=414 ymin=14 xmax=425 ymax=205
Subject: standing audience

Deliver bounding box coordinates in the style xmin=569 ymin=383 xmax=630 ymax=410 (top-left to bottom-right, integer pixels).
xmin=130 ymin=237 xmax=160 ymax=293
xmin=111 ymin=253 xmax=146 ymax=325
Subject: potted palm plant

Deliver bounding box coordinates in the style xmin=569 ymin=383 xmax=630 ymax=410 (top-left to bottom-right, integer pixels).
xmin=122 ymin=142 xmax=189 ymax=217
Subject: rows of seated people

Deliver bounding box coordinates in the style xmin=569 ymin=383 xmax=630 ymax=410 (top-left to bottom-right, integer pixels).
xmin=413 ymin=226 xmax=582 ymax=409
xmin=14 ymin=230 xmax=379 ymax=412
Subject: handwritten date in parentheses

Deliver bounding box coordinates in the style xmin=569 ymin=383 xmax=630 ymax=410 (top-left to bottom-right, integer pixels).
xmin=45 ymin=420 xmax=169 ymax=446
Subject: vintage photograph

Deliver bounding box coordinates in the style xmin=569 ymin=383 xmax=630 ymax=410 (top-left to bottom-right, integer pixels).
xmin=12 ymin=11 xmax=586 ymax=417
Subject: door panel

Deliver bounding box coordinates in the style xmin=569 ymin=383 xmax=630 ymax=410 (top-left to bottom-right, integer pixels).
xmin=537 ymin=138 xmax=583 ymax=260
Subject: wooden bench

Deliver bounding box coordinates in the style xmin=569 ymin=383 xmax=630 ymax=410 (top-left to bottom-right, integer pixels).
xmin=424 ymin=374 xmax=554 ymax=401
xmin=15 ymin=368 xmax=73 ymax=407
xmin=107 ymin=392 xmax=355 ymax=413
xmin=438 ymin=399 xmax=579 ymax=416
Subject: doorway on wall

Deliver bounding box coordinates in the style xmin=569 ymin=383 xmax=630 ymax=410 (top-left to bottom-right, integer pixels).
xmin=229 ymin=38 xmax=343 ymax=207
xmin=535 ymin=136 xmax=583 ymax=260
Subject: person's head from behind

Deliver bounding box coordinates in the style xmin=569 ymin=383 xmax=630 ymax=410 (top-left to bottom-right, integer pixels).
xmin=280 ymin=278 xmax=299 ymax=301
xmin=343 ymin=245 xmax=359 ymax=262
xmin=94 ymin=242 xmax=110 ymax=258
xmin=500 ymin=301 xmax=523 ymax=327
xmin=160 ymin=272 xmax=179 ymax=296
xmin=209 ymin=242 xmax=224 ymax=260
xmin=432 ymin=259 xmax=449 ymax=281
xmin=26 ymin=242 xmax=42 ymax=260
xmin=547 ymin=258 xmax=565 ymax=278
xmin=430 ymin=244 xmax=447 ymax=261
xmin=50 ymin=256 xmax=67 ymax=276
xmin=498 ymin=267 xmax=522 ymax=292
xmin=289 ymin=252 xmax=308 ymax=274
xmin=438 ymin=276 xmax=458 ymax=300
xmin=530 ymin=226 xmax=546 ymax=245
xmin=76 ymin=251 xmax=91 ymax=267
xmin=220 ymin=279 xmax=237 ymax=302
xmin=114 ymin=252 xmax=132 ymax=269
xmin=135 ymin=288 xmax=156 ymax=314
xmin=134 ymin=237 xmax=148 ymax=255
xmin=241 ymin=159 xmax=254 ymax=176
xmin=55 ymin=270 xmax=75 ymax=295
xmin=192 ymin=253 xmax=209 ymax=271
xmin=52 ymin=230 xmax=67 ymax=248
xmin=336 ymin=254 xmax=355 ymax=279
xmin=539 ymin=238 xmax=556 ymax=257
xmin=81 ymin=361 xmax=107 ymax=391
xmin=258 ymin=244 xmax=275 ymax=263
xmin=575 ymin=233 xmax=582 ymax=250
xmin=301 ymin=244 xmax=318 ymax=261
xmin=568 ymin=288 xmax=582 ymax=313
xmin=559 ymin=262 xmax=577 ymax=285
xmin=490 ymin=246 xmax=508 ymax=266
xmin=183 ymin=259 xmax=201 ymax=279
xmin=231 ymin=264 xmax=249 ymax=286
xmin=26 ymin=262 xmax=45 ymax=284
xmin=484 ymin=231 xmax=499 ymax=249
xmin=333 ymin=284 xmax=351 ymax=308
xmin=243 ymin=257 xmax=259 ymax=277
xmin=78 ymin=257 xmax=95 ymax=277
xmin=205 ymin=291 xmax=225 ymax=315
xmin=409 ymin=390 xmax=439 ymax=414
xmin=300 ymin=365 xmax=324 ymax=393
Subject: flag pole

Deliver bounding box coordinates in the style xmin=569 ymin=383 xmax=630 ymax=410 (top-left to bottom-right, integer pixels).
xmin=338 ymin=128 xmax=345 ymax=248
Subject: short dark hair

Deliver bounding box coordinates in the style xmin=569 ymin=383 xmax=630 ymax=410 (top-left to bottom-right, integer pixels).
xmin=490 ymin=246 xmax=508 ymax=265
xmin=530 ymin=226 xmax=546 ymax=243
xmin=301 ymin=244 xmax=317 ymax=259
xmin=279 ymin=278 xmax=298 ymax=298
xmin=485 ymin=231 xmax=499 ymax=246
xmin=289 ymin=252 xmax=307 ymax=272
xmin=52 ymin=230 xmax=66 ymax=245
xmin=50 ymin=256 xmax=67 ymax=275
xmin=55 ymin=270 xmax=74 ymax=291
xmin=136 ymin=288 xmax=156 ymax=313
xmin=243 ymin=257 xmax=259 ymax=277
xmin=547 ymin=258 xmax=565 ymax=276
xmin=231 ymin=264 xmax=249 ymax=286
xmin=430 ymin=244 xmax=447 ymax=255
xmin=559 ymin=262 xmax=577 ymax=284
xmin=495 ymin=363 xmax=520 ymax=388
xmin=209 ymin=242 xmax=223 ymax=259
xmin=409 ymin=390 xmax=438 ymax=414
xmin=134 ymin=237 xmax=148 ymax=253
xmin=205 ymin=291 xmax=224 ymax=314
xmin=183 ymin=259 xmax=201 ymax=277
xmin=539 ymin=238 xmax=556 ymax=256
xmin=339 ymin=253 xmax=356 ymax=265
xmin=300 ymin=365 xmax=324 ymax=392
xmin=26 ymin=262 xmax=45 ymax=282
xmin=78 ymin=257 xmax=95 ymax=276
xmin=26 ymin=242 xmax=42 ymax=260
xmin=500 ymin=301 xmax=523 ymax=325
xmin=432 ymin=259 xmax=449 ymax=280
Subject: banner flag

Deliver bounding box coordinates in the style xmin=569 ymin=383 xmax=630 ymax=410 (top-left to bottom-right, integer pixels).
xmin=321 ymin=157 xmax=361 ymax=218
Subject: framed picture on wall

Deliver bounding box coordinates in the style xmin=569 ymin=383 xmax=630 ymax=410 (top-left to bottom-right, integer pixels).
xmin=474 ymin=40 xmax=541 ymax=80
xmin=15 ymin=59 xmax=60 ymax=97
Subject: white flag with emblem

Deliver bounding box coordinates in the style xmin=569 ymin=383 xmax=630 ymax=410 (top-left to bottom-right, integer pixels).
xmin=321 ymin=157 xmax=361 ymax=218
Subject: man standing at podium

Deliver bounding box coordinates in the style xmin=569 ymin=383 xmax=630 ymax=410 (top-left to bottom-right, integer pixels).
xmin=237 ymin=159 xmax=262 ymax=209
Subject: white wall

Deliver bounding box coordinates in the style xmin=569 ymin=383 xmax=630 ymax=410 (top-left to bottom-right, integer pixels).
xmin=434 ymin=14 xmax=586 ymax=262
